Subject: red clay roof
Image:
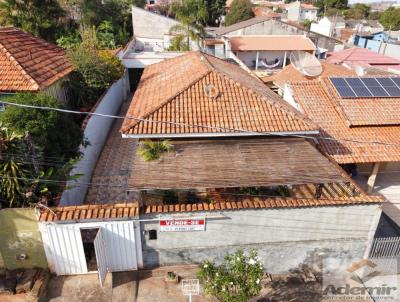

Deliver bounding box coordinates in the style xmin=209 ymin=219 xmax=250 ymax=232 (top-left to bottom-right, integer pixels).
xmin=144 ymin=195 xmax=381 ymax=214
xmin=327 ymin=47 xmax=400 ymax=70
xmin=263 ymin=61 xmax=355 ymax=88
xmin=229 ymin=36 xmax=316 ymax=52
xmin=38 ymin=202 xmax=139 ymax=222
xmin=0 ymin=27 xmax=72 ymax=91
xmin=121 ymin=51 xmax=316 ymax=136
xmin=289 ymin=78 xmax=400 ymax=164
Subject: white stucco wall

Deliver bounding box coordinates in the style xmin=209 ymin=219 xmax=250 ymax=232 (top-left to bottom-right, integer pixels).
xmin=60 ymin=75 xmax=129 ymax=206
xmin=132 ymin=6 xmax=179 ymax=39
xmin=140 ymin=204 xmax=381 ymax=272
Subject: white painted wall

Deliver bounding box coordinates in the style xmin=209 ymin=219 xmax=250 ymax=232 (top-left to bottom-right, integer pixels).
xmin=235 ymin=50 xmax=287 ymax=68
xmin=60 ymin=76 xmax=129 ymax=206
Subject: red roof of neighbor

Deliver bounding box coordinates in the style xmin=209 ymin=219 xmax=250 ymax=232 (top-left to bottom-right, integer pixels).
xmin=326 ymin=47 xmax=400 ymax=69
xmin=229 ymin=36 xmax=316 ymax=51
xmin=289 ymin=78 xmax=400 ymax=164
xmin=0 ymin=27 xmax=72 ymax=91
xmin=38 ymin=202 xmax=140 ymax=222
xmin=262 ymin=61 xmax=355 ymax=88
xmin=121 ymin=51 xmax=317 ymax=136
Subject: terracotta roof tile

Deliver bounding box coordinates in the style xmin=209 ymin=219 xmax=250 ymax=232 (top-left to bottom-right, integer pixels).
xmin=264 ymin=62 xmax=355 ymax=89
xmin=144 ymin=195 xmax=382 ymax=214
xmin=0 ymin=27 xmax=72 ymax=91
xmin=121 ymin=52 xmax=316 ymax=136
xmin=38 ymin=202 xmax=139 ymax=222
xmin=289 ymin=79 xmax=400 ymax=163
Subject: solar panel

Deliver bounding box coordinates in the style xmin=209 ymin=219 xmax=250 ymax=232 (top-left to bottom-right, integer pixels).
xmin=330 ymin=77 xmax=400 ymax=99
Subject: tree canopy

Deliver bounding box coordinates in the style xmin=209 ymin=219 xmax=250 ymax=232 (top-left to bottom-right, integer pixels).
xmin=344 ymin=3 xmax=370 ymax=19
xmin=0 ymin=93 xmax=83 ymax=161
xmin=224 ymin=0 xmax=255 ymax=26
xmin=379 ymin=7 xmax=400 ymax=31
xmin=0 ymin=0 xmax=67 ymax=42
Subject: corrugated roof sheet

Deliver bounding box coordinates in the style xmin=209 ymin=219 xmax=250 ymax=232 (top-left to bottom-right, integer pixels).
xmin=229 ymin=36 xmax=316 ymax=51
xmin=0 ymin=27 xmax=72 ymax=91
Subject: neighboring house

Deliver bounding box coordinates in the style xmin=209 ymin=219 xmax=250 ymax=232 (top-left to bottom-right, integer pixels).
xmin=262 ymin=61 xmax=355 ymax=94
xmin=310 ymin=16 xmax=346 ymax=38
xmin=224 ymin=35 xmax=316 ymax=71
xmin=118 ymin=6 xmax=193 ymax=69
xmin=345 ymin=19 xmax=383 ymax=34
xmin=286 ymin=1 xmax=318 ymax=22
xmin=0 ymin=27 xmax=72 ymax=104
xmin=207 ymin=16 xmax=344 ymax=54
xmin=284 ymin=74 xmax=400 ymax=226
xmin=326 ymin=47 xmax=400 ymax=74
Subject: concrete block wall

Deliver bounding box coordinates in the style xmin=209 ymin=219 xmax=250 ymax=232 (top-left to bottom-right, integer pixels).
xmin=140 ymin=205 xmax=381 ymax=273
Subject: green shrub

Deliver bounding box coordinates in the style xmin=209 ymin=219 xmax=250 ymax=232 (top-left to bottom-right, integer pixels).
xmin=198 ymin=249 xmax=264 ymax=302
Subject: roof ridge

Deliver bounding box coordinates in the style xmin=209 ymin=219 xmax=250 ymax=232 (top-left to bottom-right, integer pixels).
xmin=0 ymin=43 xmax=39 ymax=90
xmin=122 ymin=57 xmax=212 ymax=132
xmin=203 ymin=53 xmax=317 ymax=131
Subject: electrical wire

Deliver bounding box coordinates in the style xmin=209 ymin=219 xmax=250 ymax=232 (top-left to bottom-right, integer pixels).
xmin=2 ymin=100 xmax=400 ymax=147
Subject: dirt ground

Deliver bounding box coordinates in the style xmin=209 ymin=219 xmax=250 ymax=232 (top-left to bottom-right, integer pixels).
xmin=44 ymin=266 xmax=375 ymax=302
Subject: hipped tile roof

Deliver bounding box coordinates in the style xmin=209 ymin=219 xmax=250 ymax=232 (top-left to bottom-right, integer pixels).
xmin=0 ymin=27 xmax=72 ymax=91
xmin=38 ymin=202 xmax=139 ymax=223
xmin=121 ymin=51 xmax=316 ymax=136
xmin=289 ymin=79 xmax=400 ymax=163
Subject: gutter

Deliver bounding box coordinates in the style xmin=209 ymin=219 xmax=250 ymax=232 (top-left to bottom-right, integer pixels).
xmin=121 ymin=130 xmax=320 ymax=139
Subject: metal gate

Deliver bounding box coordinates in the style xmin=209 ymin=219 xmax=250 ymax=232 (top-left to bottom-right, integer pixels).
xmin=40 ymin=221 xmax=138 ymax=277
xmin=94 ymin=228 xmax=108 ymax=287
xmin=368 ymin=237 xmax=400 ymax=274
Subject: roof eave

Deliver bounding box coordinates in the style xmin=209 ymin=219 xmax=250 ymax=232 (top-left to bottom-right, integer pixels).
xmin=121 ymin=130 xmax=319 ymax=139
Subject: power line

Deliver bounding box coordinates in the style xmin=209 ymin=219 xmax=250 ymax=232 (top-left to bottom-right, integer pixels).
xmin=2 ymin=100 xmax=400 ymax=147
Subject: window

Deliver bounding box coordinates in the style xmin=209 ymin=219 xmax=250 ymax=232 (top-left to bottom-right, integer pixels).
xmin=149 ymin=229 xmax=157 ymax=240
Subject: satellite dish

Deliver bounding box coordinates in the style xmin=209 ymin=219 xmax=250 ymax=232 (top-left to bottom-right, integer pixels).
xmin=290 ymin=51 xmax=323 ymax=77
xmin=355 ymin=65 xmax=364 ymax=76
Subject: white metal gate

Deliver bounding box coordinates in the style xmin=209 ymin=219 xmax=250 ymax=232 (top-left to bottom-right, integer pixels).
xmin=94 ymin=228 xmax=108 ymax=287
xmin=368 ymin=237 xmax=400 ymax=275
xmin=40 ymin=221 xmax=139 ymax=277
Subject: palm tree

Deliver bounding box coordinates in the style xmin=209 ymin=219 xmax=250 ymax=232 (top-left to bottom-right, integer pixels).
xmin=171 ymin=0 xmax=208 ymax=49
xmin=138 ymin=140 xmax=172 ymax=162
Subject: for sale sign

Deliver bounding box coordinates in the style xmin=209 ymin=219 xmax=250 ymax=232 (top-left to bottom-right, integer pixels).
xmin=159 ymin=218 xmax=206 ymax=232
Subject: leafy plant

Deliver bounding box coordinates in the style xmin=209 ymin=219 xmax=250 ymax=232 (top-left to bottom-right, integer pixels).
xmin=168 ymin=34 xmax=190 ymax=51
xmin=0 ymin=0 xmax=67 ymax=42
xmin=138 ymin=140 xmax=172 ymax=162
xmin=167 ymin=271 xmax=177 ymax=280
xmin=171 ymin=0 xmax=208 ymax=48
xmin=198 ymin=249 xmax=264 ymax=302
xmin=0 ymin=93 xmax=83 ymax=160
